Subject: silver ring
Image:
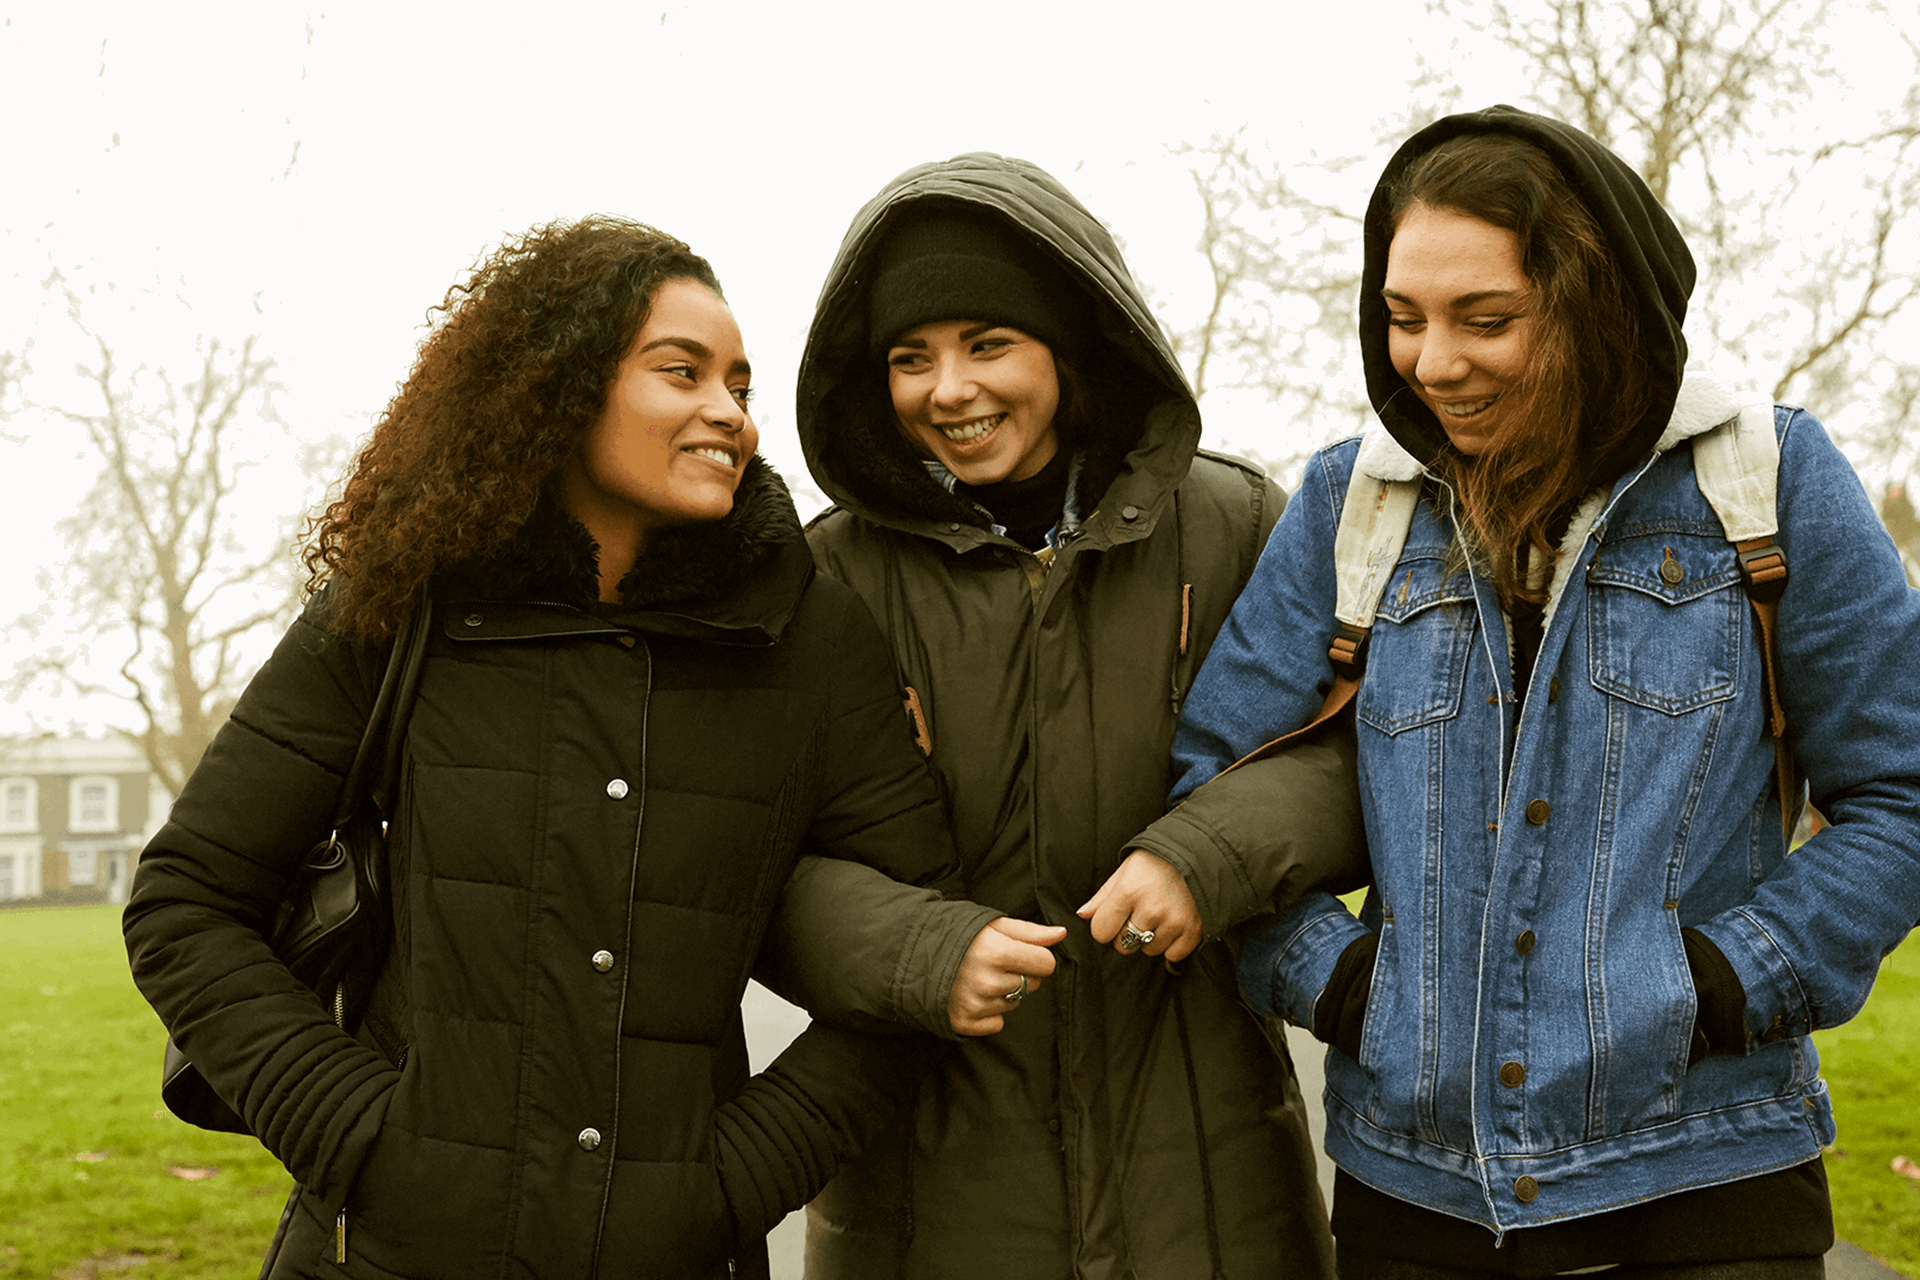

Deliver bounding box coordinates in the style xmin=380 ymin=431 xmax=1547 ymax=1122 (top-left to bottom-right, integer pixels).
xmin=1118 ymin=921 xmax=1156 ymax=954
xmin=1003 ymin=974 xmax=1028 ymax=1004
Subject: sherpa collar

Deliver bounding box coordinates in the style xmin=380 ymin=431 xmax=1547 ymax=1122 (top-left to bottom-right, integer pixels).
xmin=1348 ymin=369 xmax=1761 ymax=627
xmin=440 ymin=457 xmax=813 ymax=641
xmin=1353 ymin=368 xmax=1754 ymax=484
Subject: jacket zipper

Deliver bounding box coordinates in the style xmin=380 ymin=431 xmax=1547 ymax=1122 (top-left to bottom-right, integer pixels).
xmin=331 ymin=979 xmax=352 ymax=1262
xmin=330 ymin=979 xmax=352 ymax=1263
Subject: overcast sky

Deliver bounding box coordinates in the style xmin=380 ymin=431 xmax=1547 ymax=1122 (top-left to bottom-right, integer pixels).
xmin=3 ymin=1 xmax=1910 ymax=737
xmin=1 ymin=0 xmax=1469 ymax=733
xmin=1 ymin=1 xmax=1453 ymax=473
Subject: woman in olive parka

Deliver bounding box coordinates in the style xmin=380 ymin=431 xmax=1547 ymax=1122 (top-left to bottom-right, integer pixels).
xmin=787 ymin=153 xmax=1341 ymax=1279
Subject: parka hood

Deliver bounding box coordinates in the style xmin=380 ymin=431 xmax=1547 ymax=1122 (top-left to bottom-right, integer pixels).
xmin=1360 ymin=104 xmax=1696 ymax=474
xmin=798 ymin=152 xmax=1200 ymax=543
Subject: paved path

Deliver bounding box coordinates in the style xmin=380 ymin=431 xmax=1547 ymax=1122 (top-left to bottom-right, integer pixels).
xmin=741 ymin=983 xmax=1907 ymax=1279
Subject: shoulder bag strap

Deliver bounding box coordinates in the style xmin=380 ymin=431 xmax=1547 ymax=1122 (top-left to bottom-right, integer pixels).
xmin=329 ymin=587 xmax=433 ymax=832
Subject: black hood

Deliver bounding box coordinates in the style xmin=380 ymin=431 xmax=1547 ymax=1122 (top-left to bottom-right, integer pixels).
xmin=796 ymin=152 xmax=1199 ymax=548
xmin=1360 ymin=104 xmax=1696 ymax=472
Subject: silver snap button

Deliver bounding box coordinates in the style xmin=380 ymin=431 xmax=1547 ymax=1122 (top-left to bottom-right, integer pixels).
xmin=606 ymin=779 xmax=629 ymax=799
xmin=591 ymin=950 xmax=615 ymax=973
xmin=464 ymin=613 xmax=483 ymax=627
xmin=1121 ymin=505 xmax=1140 ymax=520
xmin=577 ymin=1127 xmax=602 ymax=1151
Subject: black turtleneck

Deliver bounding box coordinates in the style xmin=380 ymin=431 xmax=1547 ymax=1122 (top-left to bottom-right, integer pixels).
xmin=954 ymin=447 xmax=1073 ymax=551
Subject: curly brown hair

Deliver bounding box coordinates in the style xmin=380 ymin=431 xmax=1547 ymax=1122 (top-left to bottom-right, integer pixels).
xmin=1389 ymin=134 xmax=1653 ymax=605
xmin=303 ymin=216 xmax=722 ymax=638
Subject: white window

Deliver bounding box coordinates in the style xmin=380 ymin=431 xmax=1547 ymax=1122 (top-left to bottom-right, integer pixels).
xmin=69 ymin=776 xmax=119 ymax=834
xmin=69 ymin=848 xmax=96 ymax=885
xmin=1 ymin=779 xmax=35 ymax=832
xmin=0 ymin=855 xmax=13 ymax=899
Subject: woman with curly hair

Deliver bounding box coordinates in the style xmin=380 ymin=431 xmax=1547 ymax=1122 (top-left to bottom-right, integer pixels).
xmin=124 ymin=216 xmax=996 ymax=1278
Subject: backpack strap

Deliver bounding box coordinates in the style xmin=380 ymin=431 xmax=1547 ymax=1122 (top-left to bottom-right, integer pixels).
xmin=1216 ymin=466 xmax=1420 ymax=777
xmin=1693 ymin=401 xmax=1797 ymax=842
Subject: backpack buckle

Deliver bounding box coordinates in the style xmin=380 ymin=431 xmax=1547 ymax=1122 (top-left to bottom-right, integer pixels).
xmin=1328 ymin=623 xmax=1371 ymax=680
xmin=1736 ymin=542 xmax=1789 ymax=604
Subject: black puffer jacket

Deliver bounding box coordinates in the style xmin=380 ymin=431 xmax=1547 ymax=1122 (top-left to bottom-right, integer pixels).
xmin=124 ymin=461 xmax=960 ymax=1279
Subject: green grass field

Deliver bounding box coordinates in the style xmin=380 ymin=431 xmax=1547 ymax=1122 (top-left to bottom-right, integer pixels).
xmin=1814 ymin=931 xmax=1920 ymax=1275
xmin=0 ymin=906 xmax=292 ymax=1279
xmin=0 ymin=904 xmax=1913 ymax=1277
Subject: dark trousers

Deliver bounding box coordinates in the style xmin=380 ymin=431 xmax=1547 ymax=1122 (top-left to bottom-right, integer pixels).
xmin=1338 ymin=1245 xmax=1825 ymax=1280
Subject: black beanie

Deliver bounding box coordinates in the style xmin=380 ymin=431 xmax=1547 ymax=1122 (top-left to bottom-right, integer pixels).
xmin=866 ymin=207 xmax=1089 ymax=358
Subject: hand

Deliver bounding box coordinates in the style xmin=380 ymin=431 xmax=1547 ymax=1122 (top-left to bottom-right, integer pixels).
xmin=1077 ymin=849 xmax=1202 ymax=963
xmin=948 ymin=917 xmax=1067 ymax=1037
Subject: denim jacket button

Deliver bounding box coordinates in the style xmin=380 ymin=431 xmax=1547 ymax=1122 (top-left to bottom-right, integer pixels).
xmin=1525 ymin=799 xmax=1551 ymax=825
xmin=1499 ymin=1060 xmax=1526 ymax=1088
xmin=1516 ymin=930 xmax=1536 ymax=955
xmin=1514 ymin=1175 xmax=1539 ymax=1203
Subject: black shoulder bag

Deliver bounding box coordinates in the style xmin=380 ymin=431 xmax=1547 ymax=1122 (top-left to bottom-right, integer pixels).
xmin=160 ymin=589 xmax=434 ymax=1134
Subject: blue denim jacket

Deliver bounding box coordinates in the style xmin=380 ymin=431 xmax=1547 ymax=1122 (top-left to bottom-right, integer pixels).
xmin=1174 ymin=376 xmax=1920 ymax=1236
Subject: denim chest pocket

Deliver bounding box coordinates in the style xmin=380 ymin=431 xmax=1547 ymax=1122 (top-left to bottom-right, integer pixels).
xmin=1357 ymin=553 xmax=1477 ymax=736
xmin=1585 ymin=531 xmax=1742 ymax=713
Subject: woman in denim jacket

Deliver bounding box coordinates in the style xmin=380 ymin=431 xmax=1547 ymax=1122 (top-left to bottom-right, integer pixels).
xmin=1172 ymin=106 xmax=1920 ymax=1277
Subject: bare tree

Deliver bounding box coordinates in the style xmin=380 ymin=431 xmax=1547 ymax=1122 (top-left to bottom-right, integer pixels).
xmin=1164 ymin=130 xmax=1373 ymax=480
xmin=1174 ymin=0 xmax=1920 ymax=534
xmin=0 ymin=348 xmax=25 ymax=438
xmin=8 ymin=293 xmax=321 ymax=794
xmin=1471 ymin=0 xmax=1920 ymax=558
xmin=1163 ymin=83 xmax=1465 ymax=482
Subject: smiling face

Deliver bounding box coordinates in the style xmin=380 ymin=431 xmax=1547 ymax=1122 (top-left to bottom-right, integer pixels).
xmin=1383 ymin=204 xmax=1538 ymax=457
xmin=558 ymin=277 xmax=757 ymax=597
xmin=887 ymin=321 xmax=1060 ymax=486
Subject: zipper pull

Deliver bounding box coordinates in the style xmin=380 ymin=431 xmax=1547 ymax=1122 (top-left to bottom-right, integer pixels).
xmin=336 ymin=1209 xmax=348 ymax=1263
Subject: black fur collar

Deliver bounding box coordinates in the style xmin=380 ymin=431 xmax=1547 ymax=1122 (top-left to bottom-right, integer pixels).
xmin=443 ymin=458 xmax=802 ymax=614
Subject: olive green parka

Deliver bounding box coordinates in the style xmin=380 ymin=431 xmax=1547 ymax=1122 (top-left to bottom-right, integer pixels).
xmin=784 ymin=153 xmax=1338 ymax=1280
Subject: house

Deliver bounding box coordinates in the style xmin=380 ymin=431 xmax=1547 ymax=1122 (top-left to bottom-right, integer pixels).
xmin=0 ymin=734 xmax=168 ymax=906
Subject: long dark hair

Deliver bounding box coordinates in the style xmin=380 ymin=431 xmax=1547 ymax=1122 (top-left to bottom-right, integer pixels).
xmin=1389 ymin=134 xmax=1653 ymax=604
xmin=303 ymin=217 xmax=721 ymax=637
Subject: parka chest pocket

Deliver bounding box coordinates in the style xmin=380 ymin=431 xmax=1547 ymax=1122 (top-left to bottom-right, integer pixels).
xmin=1586 ymin=531 xmax=1741 ymax=714
xmin=1357 ymin=552 xmax=1476 ymax=737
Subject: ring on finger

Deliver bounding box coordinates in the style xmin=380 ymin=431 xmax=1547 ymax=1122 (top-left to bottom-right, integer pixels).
xmin=1118 ymin=920 xmax=1156 ymax=954
xmin=1003 ymin=974 xmax=1028 ymax=1004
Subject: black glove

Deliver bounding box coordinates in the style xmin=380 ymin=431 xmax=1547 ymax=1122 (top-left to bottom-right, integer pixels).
xmin=1682 ymin=926 xmax=1750 ymax=1064
xmin=1313 ymin=932 xmax=1380 ymax=1061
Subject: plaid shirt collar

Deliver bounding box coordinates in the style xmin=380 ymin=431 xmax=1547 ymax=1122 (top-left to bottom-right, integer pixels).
xmin=920 ymin=452 xmax=1086 ymax=553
